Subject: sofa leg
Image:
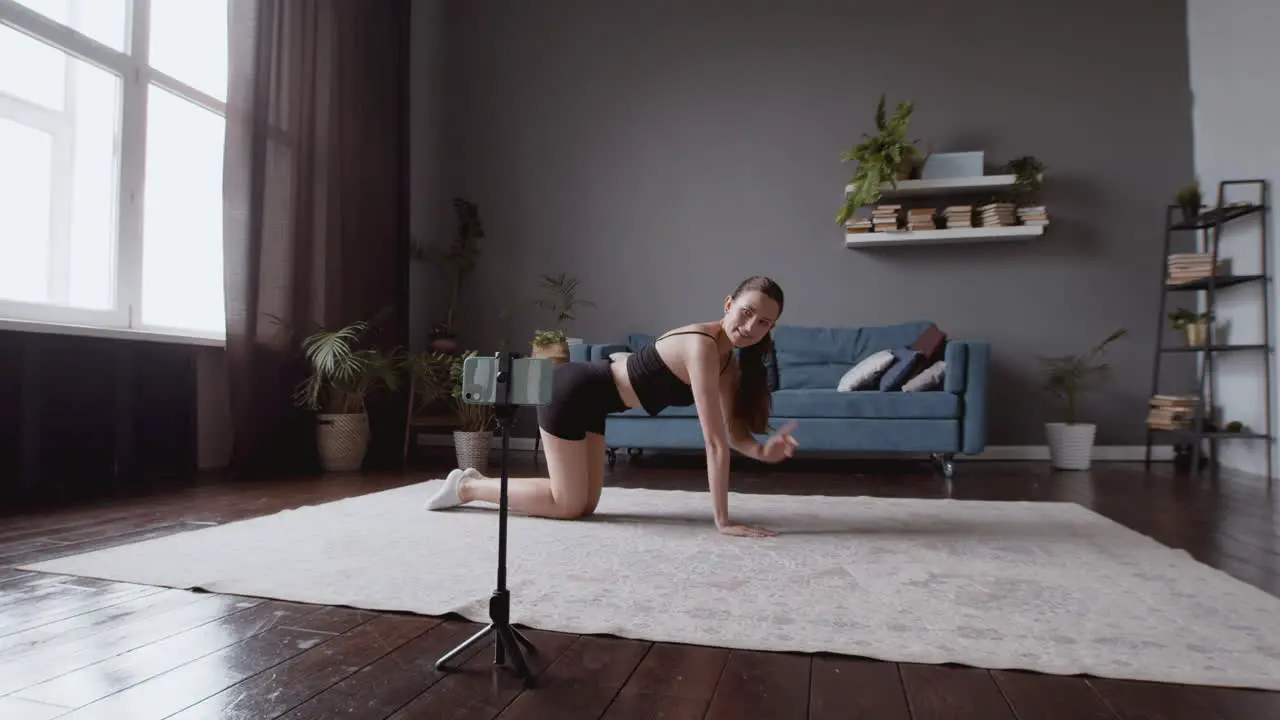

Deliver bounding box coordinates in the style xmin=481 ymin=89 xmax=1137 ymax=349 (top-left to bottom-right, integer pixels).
xmin=932 ymin=453 xmax=956 ymax=479
xmin=606 ymin=448 xmax=618 ymax=467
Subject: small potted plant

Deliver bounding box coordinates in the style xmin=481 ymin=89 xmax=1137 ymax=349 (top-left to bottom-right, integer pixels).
xmin=293 ymin=319 xmax=403 ymax=472
xmin=1175 ymin=184 xmax=1202 ymax=224
xmin=412 ymin=197 xmax=484 ymax=352
xmin=449 ymin=351 xmax=496 ymax=473
xmin=1003 ymin=155 xmax=1046 ymax=205
xmin=530 ymin=272 xmax=594 ymax=364
xmin=836 ymin=93 xmax=922 ymax=226
xmin=1168 ymin=307 xmax=1212 ymax=346
xmin=1037 ymin=328 xmax=1127 ymax=471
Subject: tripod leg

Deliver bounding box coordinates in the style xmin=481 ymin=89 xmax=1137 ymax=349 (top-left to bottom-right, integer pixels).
xmin=435 ymin=622 xmax=495 ymax=671
xmin=497 ymin=625 xmax=535 ymax=685
xmin=510 ymin=626 xmax=539 ymax=655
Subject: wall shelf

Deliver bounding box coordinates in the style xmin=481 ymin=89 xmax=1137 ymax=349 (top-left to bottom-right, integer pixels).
xmin=844 ymin=174 xmax=1019 ymax=198
xmin=843 ymin=225 xmax=1044 ymax=248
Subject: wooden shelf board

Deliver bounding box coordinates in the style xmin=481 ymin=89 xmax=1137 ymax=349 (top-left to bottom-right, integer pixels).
xmin=843 ymin=225 xmax=1045 ymax=248
xmin=844 ymin=174 xmax=1020 ymax=198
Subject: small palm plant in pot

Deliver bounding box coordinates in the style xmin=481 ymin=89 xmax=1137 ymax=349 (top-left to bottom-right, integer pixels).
xmin=293 ymin=320 xmax=402 ymax=472
xmin=449 ymin=350 xmax=497 ymax=473
xmin=1037 ymin=328 xmax=1127 ymax=471
xmin=531 ymin=272 xmax=594 ymax=365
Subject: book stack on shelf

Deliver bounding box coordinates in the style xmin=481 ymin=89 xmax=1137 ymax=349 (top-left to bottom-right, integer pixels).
xmin=943 ymin=205 xmax=973 ymax=229
xmin=978 ymin=202 xmax=1016 ymax=227
xmin=1147 ymin=394 xmax=1199 ymax=430
xmin=1017 ymin=205 xmax=1050 ymax=226
xmin=1165 ymin=252 xmax=1220 ymax=285
xmin=872 ymin=204 xmax=901 ymax=232
xmin=907 ymin=208 xmax=936 ymax=230
xmin=844 ymin=217 xmax=872 ymax=234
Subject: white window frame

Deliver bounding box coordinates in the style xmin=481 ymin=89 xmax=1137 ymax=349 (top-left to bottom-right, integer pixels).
xmin=0 ymin=0 xmax=227 ymax=346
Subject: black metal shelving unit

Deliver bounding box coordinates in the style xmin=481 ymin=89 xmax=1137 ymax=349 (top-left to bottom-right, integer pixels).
xmin=1145 ymin=179 xmax=1273 ymax=484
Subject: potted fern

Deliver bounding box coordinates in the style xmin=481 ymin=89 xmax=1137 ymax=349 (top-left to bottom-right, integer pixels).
xmin=1037 ymin=328 xmax=1127 ymax=470
xmin=531 ymin=272 xmax=594 ymax=365
xmin=836 ymin=93 xmax=922 ymax=227
xmin=449 ymin=351 xmax=496 ymax=472
xmin=293 ymin=320 xmax=402 ymax=471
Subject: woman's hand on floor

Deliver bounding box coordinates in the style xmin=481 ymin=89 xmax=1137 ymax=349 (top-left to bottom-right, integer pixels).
xmin=717 ymin=521 xmax=777 ymax=538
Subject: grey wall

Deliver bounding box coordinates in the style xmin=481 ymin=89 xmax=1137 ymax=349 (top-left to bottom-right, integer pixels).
xmin=412 ymin=0 xmax=1200 ymax=446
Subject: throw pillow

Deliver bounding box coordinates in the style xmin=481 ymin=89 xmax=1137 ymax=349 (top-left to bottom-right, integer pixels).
xmin=609 ymin=352 xmax=632 ymax=363
xmin=836 ymin=349 xmax=895 ymax=391
xmin=902 ymin=360 xmax=946 ymax=391
xmin=879 ymin=347 xmax=923 ymax=391
xmin=909 ymin=324 xmax=948 ymax=366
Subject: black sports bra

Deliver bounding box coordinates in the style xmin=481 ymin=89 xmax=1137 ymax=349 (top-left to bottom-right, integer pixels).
xmin=624 ymin=330 xmax=732 ymax=416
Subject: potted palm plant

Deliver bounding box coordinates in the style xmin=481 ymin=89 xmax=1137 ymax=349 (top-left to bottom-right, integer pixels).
xmin=449 ymin=350 xmax=496 ymax=472
xmin=1168 ymin=308 xmax=1212 ymax=346
xmin=293 ymin=319 xmax=402 ymax=471
xmin=1038 ymin=328 xmax=1127 ymax=470
xmin=531 ymin=272 xmax=594 ymax=365
xmin=836 ymin=93 xmax=922 ymax=226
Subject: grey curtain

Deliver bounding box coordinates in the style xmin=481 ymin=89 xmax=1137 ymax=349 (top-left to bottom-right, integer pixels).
xmin=222 ymin=0 xmax=412 ymax=476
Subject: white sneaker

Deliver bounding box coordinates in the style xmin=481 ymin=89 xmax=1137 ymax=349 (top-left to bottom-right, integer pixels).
xmin=425 ymin=468 xmax=467 ymax=510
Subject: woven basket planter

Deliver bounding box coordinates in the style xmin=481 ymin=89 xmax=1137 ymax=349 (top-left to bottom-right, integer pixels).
xmin=531 ymin=341 xmax=570 ymax=365
xmin=1045 ymin=422 xmax=1096 ymax=471
xmin=316 ymin=412 xmax=370 ymax=472
xmin=454 ymin=430 xmax=491 ymax=474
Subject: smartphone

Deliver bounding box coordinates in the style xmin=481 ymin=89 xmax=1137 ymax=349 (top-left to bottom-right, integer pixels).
xmin=461 ymin=353 xmax=555 ymax=406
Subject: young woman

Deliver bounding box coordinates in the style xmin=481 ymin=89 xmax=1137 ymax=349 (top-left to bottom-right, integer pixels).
xmin=426 ymin=275 xmax=798 ymax=538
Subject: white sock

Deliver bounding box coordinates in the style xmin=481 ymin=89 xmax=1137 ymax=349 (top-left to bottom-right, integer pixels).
xmin=426 ymin=469 xmax=467 ymax=510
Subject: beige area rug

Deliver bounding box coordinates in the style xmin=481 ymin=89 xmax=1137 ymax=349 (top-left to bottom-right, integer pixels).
xmin=19 ymin=480 xmax=1280 ymax=691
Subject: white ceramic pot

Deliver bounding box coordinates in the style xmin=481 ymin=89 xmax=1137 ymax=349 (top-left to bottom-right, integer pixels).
xmin=1045 ymin=422 xmax=1096 ymax=470
xmin=316 ymin=412 xmax=370 ymax=472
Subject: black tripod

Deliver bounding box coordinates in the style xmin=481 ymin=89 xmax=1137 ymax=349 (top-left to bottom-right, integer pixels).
xmin=434 ymin=352 xmax=539 ymax=685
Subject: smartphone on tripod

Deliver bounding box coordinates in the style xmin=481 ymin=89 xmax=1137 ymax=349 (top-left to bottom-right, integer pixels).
xmin=460 ymin=353 xmax=554 ymax=406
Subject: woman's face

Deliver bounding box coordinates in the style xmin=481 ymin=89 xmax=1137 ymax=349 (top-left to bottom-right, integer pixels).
xmin=722 ymin=290 xmax=781 ymax=347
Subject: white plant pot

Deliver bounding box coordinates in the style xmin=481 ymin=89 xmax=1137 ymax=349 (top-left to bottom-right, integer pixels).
xmin=454 ymin=430 xmax=491 ymax=474
xmin=1045 ymin=422 xmax=1096 ymax=470
xmin=316 ymin=412 xmax=370 ymax=472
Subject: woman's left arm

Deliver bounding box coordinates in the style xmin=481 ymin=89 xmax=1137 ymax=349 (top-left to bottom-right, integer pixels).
xmin=719 ymin=365 xmax=765 ymax=461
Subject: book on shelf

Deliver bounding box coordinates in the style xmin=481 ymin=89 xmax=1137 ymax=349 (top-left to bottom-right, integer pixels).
xmin=943 ymin=205 xmax=973 ymax=228
xmin=844 ymin=217 xmax=872 ymax=234
xmin=872 ymin=204 xmax=901 ymax=231
xmin=1017 ymin=205 xmax=1050 ymax=226
xmin=978 ymin=202 xmax=1016 ymax=227
xmin=1146 ymin=394 xmax=1199 ymax=430
xmin=1166 ymin=252 xmax=1228 ymax=284
xmin=907 ymin=208 xmax=936 ymax=230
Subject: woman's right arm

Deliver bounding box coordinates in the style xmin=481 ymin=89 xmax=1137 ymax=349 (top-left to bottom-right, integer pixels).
xmin=685 ymin=339 xmax=733 ymax=528
xmin=686 ymin=341 xmax=775 ymax=538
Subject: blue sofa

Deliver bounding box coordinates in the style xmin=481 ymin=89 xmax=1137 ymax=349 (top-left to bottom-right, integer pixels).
xmin=569 ymin=321 xmax=989 ymax=477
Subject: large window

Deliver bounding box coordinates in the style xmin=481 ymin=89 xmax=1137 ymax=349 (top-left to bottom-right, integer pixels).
xmin=0 ymin=0 xmax=227 ymax=344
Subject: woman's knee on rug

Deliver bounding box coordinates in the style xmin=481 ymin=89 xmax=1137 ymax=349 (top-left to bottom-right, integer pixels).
xmin=541 ymin=428 xmax=599 ymax=520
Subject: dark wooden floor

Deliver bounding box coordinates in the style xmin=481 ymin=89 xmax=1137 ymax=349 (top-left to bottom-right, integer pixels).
xmin=2 ymin=450 xmax=1279 ymax=719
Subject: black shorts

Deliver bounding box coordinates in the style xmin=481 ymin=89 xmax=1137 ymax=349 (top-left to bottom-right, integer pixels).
xmin=536 ymin=359 xmax=628 ymax=440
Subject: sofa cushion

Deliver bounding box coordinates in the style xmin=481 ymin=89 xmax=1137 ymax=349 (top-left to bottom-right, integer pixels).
xmin=772 ymin=322 xmax=936 ymax=389
xmin=836 ymin=349 xmax=894 ymax=391
xmin=879 ymin=347 xmax=923 ymax=391
xmin=904 ymin=359 xmax=946 ymax=391
xmin=772 ymin=389 xmax=959 ymax=419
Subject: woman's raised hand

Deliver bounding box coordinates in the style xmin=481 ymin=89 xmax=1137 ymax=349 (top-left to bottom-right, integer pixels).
xmin=760 ymin=420 xmax=799 ymax=463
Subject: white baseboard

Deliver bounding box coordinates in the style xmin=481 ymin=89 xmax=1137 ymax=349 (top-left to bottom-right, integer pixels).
xmin=414 ymin=435 xmax=1175 ymax=462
